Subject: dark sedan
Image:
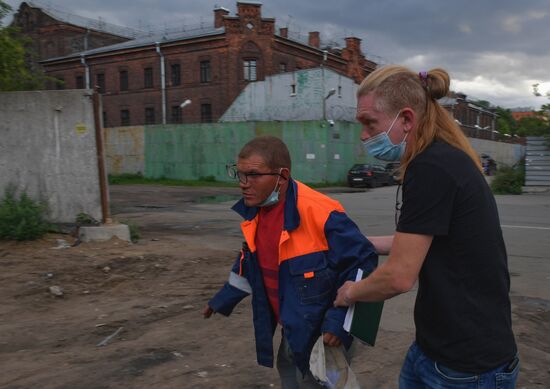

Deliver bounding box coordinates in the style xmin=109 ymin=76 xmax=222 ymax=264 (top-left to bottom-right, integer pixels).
xmin=347 ymin=163 xmax=394 ymax=188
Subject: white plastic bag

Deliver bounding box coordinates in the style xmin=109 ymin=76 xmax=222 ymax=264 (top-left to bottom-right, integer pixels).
xmin=309 ymin=337 xmax=361 ymax=389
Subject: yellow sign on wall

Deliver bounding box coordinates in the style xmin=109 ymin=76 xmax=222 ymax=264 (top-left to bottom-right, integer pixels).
xmin=76 ymin=123 xmax=87 ymax=135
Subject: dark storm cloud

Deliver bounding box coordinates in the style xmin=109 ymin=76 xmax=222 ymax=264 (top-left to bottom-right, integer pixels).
xmin=5 ymin=0 xmax=550 ymax=108
xmin=266 ymin=0 xmax=549 ymax=55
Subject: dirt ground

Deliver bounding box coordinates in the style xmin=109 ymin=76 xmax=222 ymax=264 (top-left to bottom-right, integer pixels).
xmin=0 ymin=185 xmax=548 ymax=388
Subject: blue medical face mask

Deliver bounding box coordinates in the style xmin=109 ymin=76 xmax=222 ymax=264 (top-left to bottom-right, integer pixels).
xmin=362 ymin=111 xmax=408 ymax=162
xmin=257 ymin=169 xmax=283 ymax=207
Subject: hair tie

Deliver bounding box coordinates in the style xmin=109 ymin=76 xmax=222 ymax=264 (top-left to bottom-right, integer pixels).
xmin=419 ymin=71 xmax=428 ymax=86
xmin=419 ymin=71 xmax=433 ymax=99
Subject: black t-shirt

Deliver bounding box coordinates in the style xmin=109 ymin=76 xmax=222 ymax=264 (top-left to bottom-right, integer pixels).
xmin=397 ymin=141 xmax=517 ymax=373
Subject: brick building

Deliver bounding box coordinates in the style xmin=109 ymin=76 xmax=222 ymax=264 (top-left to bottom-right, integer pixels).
xmin=511 ymin=111 xmax=542 ymax=122
xmin=439 ymin=93 xmax=499 ymax=139
xmin=12 ymin=2 xmax=136 ymax=66
xmin=39 ymin=1 xmax=377 ymax=125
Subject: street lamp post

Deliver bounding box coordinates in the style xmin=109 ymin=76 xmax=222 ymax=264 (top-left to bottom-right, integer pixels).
xmin=180 ymin=99 xmax=191 ymax=122
xmin=323 ymin=88 xmax=336 ymax=121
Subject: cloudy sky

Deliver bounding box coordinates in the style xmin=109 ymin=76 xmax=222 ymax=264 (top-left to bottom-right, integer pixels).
xmin=5 ymin=0 xmax=550 ymax=110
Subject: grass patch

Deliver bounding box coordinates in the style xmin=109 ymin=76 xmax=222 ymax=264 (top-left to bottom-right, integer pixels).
xmin=108 ymin=173 xmax=237 ymax=187
xmin=0 ymin=188 xmax=50 ymax=241
xmin=491 ymin=165 xmax=525 ymax=195
xmin=76 ymin=212 xmax=99 ymax=226
xmin=123 ymin=220 xmax=140 ymax=243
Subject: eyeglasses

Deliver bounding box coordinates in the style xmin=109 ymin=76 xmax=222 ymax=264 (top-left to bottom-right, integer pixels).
xmin=395 ymin=184 xmax=402 ymax=227
xmin=226 ymin=164 xmax=283 ymax=184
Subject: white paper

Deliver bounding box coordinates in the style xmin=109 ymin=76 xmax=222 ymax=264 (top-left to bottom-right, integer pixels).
xmin=343 ymin=269 xmax=363 ymax=332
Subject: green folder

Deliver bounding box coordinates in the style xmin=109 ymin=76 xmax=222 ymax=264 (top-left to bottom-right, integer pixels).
xmin=343 ymin=269 xmax=384 ymax=346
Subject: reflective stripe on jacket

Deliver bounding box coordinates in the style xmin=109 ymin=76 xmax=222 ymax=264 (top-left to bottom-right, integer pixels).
xmin=209 ymin=178 xmax=378 ymax=375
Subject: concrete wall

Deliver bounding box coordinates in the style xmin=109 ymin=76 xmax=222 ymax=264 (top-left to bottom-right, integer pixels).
xmin=220 ymin=68 xmax=358 ymax=122
xmin=0 ymin=90 xmax=103 ymax=223
xmin=104 ymin=126 xmax=145 ymax=175
xmin=469 ymin=138 xmax=525 ymax=167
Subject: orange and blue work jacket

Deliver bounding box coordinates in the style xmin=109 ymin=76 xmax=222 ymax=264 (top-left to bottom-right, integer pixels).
xmin=208 ymin=179 xmax=378 ymax=375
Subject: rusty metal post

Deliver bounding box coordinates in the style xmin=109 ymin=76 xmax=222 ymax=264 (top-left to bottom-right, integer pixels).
xmin=92 ymin=90 xmax=111 ymax=224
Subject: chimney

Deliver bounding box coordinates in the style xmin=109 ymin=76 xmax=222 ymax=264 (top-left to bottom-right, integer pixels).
xmin=214 ymin=6 xmax=230 ymax=28
xmin=308 ymin=31 xmax=320 ymax=48
xmin=345 ymin=37 xmax=361 ymax=52
xmin=279 ymin=27 xmax=288 ymax=38
xmin=237 ymin=1 xmax=261 ymax=19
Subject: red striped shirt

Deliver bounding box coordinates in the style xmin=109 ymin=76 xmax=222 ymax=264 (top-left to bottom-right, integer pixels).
xmin=256 ymin=200 xmax=284 ymax=323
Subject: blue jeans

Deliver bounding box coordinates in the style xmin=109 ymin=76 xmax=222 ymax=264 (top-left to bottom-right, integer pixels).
xmin=399 ymin=342 xmax=519 ymax=389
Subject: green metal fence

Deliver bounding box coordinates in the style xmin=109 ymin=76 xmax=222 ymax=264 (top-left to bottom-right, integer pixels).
xmin=144 ymin=121 xmax=376 ymax=183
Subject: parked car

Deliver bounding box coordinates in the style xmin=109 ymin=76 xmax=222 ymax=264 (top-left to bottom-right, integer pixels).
xmin=347 ymin=163 xmax=394 ymax=188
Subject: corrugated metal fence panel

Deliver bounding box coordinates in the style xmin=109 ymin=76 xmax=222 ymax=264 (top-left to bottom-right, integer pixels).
xmin=103 ymin=126 xmax=145 ymax=175
xmin=525 ymin=136 xmax=550 ymax=186
xmin=145 ymin=122 xmax=255 ymax=181
xmin=143 ymin=121 xmax=369 ymax=183
xmin=282 ymin=121 xmax=330 ymax=183
xmin=326 ymin=122 xmax=375 ymax=183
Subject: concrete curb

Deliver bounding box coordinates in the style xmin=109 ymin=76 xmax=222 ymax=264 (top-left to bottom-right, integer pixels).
xmin=522 ymin=186 xmax=550 ymax=194
xmin=79 ymin=223 xmax=131 ymax=242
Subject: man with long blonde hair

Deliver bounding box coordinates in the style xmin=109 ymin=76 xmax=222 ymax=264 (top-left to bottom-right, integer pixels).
xmin=335 ymin=65 xmax=518 ymax=388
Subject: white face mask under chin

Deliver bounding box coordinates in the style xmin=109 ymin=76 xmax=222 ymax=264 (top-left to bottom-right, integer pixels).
xmin=257 ymin=170 xmax=282 ymax=207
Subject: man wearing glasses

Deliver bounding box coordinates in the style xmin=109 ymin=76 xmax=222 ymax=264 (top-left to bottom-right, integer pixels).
xmin=203 ymin=135 xmax=378 ymax=388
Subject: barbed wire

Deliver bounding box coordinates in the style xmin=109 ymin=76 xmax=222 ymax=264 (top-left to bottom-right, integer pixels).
xmin=221 ymin=103 xmax=356 ymax=122
xmin=27 ymin=0 xmax=142 ymax=38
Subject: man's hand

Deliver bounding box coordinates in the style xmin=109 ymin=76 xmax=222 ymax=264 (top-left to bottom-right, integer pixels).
xmin=323 ymin=332 xmax=342 ymax=347
xmin=334 ymin=280 xmax=355 ymax=307
xmin=203 ymin=305 xmax=215 ymax=318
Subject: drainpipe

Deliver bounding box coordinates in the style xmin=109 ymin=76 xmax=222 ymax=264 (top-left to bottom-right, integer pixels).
xmin=84 ymin=28 xmax=90 ymax=51
xmin=80 ymin=54 xmax=90 ymax=89
xmin=155 ymin=42 xmax=167 ymax=125
xmin=321 ymin=50 xmax=328 ymax=121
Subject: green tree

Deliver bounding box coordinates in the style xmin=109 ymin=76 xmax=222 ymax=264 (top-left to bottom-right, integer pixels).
xmin=473 ymin=99 xmax=491 ymax=109
xmin=532 ymin=83 xmax=550 ymax=99
xmin=516 ymin=116 xmax=548 ymax=137
xmin=0 ymin=1 xmax=9 ymax=20
xmin=495 ymin=107 xmax=517 ymax=135
xmin=0 ymin=1 xmax=45 ymax=91
xmin=532 ymin=85 xmax=550 ymax=145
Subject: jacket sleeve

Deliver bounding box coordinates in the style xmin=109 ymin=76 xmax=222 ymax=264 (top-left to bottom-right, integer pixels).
xmin=208 ymin=250 xmax=252 ymax=316
xmin=321 ymin=211 xmax=379 ymax=344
